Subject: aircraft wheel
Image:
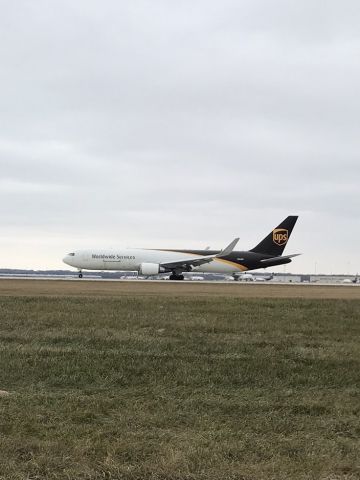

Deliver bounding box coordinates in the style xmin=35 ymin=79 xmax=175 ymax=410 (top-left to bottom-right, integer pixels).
xmin=78 ymin=273 xmax=83 ymax=279
xmin=169 ymin=273 xmax=184 ymax=281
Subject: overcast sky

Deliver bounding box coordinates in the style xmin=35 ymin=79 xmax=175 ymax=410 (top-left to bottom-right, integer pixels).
xmin=0 ymin=0 xmax=359 ymax=273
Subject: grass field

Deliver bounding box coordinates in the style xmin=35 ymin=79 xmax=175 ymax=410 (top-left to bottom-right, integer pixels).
xmin=0 ymin=283 xmax=359 ymax=479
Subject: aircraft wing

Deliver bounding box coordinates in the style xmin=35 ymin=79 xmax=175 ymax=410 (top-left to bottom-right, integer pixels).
xmin=160 ymin=254 xmax=216 ymax=270
xmin=160 ymin=238 xmax=239 ymax=270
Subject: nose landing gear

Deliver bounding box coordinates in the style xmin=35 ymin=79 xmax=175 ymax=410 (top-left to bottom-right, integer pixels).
xmin=78 ymin=271 xmax=83 ymax=279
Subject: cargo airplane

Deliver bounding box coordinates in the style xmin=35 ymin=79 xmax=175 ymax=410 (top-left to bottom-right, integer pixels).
xmin=63 ymin=216 xmax=299 ymax=280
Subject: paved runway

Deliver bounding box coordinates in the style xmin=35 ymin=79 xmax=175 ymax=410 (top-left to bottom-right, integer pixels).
xmin=0 ymin=278 xmax=359 ymax=298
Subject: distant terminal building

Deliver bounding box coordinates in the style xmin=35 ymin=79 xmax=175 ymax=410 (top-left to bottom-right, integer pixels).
xmin=271 ymin=273 xmax=358 ymax=284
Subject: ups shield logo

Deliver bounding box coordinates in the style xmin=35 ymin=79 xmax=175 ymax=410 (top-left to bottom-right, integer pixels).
xmin=273 ymin=228 xmax=288 ymax=246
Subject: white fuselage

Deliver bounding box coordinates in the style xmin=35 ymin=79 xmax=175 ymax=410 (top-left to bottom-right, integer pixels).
xmin=63 ymin=248 xmax=247 ymax=274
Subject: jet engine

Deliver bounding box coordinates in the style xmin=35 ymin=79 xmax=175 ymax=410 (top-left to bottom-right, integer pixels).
xmin=139 ymin=263 xmax=161 ymax=276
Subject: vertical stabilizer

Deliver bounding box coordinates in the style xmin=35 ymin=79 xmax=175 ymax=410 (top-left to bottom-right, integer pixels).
xmin=250 ymin=216 xmax=298 ymax=256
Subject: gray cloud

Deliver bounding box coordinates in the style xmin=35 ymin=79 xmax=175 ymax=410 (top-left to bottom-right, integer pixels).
xmin=0 ymin=0 xmax=359 ymax=272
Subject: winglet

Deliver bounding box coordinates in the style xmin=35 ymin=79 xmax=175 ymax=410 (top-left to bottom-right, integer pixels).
xmin=217 ymin=238 xmax=239 ymax=258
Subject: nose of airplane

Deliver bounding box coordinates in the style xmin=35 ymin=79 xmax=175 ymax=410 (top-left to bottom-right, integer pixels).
xmin=63 ymin=253 xmax=76 ymax=266
xmin=63 ymin=252 xmax=78 ymax=267
xmin=63 ymin=255 xmax=70 ymax=265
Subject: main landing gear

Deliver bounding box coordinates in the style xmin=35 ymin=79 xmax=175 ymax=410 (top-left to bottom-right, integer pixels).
xmin=78 ymin=271 xmax=83 ymax=279
xmin=169 ymin=272 xmax=184 ymax=281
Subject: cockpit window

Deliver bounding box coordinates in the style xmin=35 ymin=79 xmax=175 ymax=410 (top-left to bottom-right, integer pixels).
xmin=68 ymin=253 xmax=75 ymax=256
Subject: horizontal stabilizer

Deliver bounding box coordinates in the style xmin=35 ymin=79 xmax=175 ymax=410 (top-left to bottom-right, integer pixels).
xmin=260 ymin=253 xmax=301 ymax=264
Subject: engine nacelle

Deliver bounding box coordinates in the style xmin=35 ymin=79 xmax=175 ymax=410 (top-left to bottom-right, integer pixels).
xmin=139 ymin=262 xmax=161 ymax=276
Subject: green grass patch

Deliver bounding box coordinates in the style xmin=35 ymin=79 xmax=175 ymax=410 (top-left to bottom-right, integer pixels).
xmin=0 ymin=296 xmax=359 ymax=479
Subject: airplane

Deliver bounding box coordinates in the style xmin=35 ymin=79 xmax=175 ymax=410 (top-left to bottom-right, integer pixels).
xmin=342 ymin=274 xmax=359 ymax=284
xmin=185 ymin=274 xmax=205 ymax=281
xmin=63 ymin=216 xmax=299 ymax=280
xmin=232 ymin=272 xmax=274 ymax=282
